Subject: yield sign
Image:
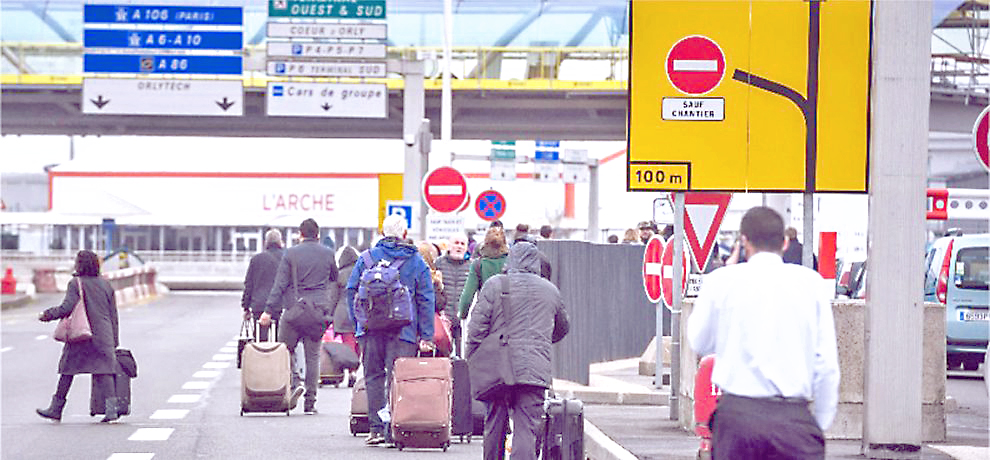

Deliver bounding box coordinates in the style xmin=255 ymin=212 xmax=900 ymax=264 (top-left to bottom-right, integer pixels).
xmin=666 ymin=35 xmax=726 ymax=96
xmin=674 ymin=192 xmax=732 ymax=273
xmin=422 ymin=166 xmax=468 ymax=213
xmin=642 ymin=235 xmax=664 ymax=304
xmin=661 ymin=237 xmax=689 ymax=310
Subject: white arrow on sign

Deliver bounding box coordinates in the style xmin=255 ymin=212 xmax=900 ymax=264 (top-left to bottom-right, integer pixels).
xmin=82 ymin=78 xmax=243 ymax=116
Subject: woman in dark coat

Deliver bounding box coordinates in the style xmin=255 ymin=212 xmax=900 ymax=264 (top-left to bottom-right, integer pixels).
xmin=332 ymin=245 xmax=360 ymax=356
xmin=37 ymin=250 xmax=120 ymax=423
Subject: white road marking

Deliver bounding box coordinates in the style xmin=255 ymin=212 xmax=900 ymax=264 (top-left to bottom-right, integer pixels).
xmin=673 ymin=59 xmax=718 ymax=72
xmin=427 ymin=185 xmax=463 ymax=195
xmin=219 ymin=347 xmax=236 ymax=353
xmin=192 ymin=370 xmax=220 ymax=379
xmin=35 ymin=335 xmax=48 ymax=340
xmin=225 ymin=341 xmax=237 ymax=347
xmin=202 ymin=362 xmax=230 ymax=369
xmin=107 ymin=454 xmax=154 ymax=460
xmin=645 ymin=262 xmax=663 ymax=276
xmin=1 ymin=347 xmax=13 ymax=353
xmin=128 ymin=428 xmax=174 ymax=441
xmin=150 ymin=409 xmax=189 ymax=420
xmin=211 ymin=354 xmax=235 ymax=361
xmin=168 ymin=394 xmax=202 ymax=404
xmin=182 ymin=381 xmax=210 ymax=390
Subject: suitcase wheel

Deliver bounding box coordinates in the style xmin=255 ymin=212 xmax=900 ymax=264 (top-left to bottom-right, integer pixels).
xmin=397 ymin=443 xmax=403 ymax=451
xmin=443 ymin=442 xmax=449 ymax=452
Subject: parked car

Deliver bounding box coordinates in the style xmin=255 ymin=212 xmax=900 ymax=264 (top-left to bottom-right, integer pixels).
xmin=923 ymin=233 xmax=989 ymax=371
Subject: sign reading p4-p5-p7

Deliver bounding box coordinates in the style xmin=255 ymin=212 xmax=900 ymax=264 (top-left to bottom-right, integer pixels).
xmin=628 ymin=0 xmax=872 ymax=193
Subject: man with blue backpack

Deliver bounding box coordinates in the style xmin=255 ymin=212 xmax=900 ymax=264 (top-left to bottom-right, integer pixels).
xmin=346 ymin=213 xmax=435 ymax=446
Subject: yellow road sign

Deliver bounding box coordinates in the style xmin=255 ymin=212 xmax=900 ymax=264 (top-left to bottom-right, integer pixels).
xmin=628 ymin=0 xmax=872 ymax=192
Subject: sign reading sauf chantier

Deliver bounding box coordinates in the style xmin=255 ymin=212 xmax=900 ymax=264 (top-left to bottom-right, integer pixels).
xmin=628 ymin=0 xmax=872 ymax=192
xmin=268 ymin=0 xmax=386 ymax=19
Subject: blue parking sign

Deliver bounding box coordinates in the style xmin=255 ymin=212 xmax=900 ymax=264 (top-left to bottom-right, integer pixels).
xmin=386 ymin=203 xmax=414 ymax=231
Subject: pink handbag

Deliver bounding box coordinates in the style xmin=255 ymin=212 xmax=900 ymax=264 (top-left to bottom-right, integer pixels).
xmin=53 ymin=278 xmax=94 ymax=343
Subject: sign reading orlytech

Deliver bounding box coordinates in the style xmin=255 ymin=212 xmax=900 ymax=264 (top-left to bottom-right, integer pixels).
xmin=268 ymin=0 xmax=386 ymax=19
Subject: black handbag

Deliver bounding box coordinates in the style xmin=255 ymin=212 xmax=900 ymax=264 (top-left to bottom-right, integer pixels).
xmin=116 ymin=348 xmax=138 ymax=378
xmin=282 ymin=255 xmax=331 ymax=340
xmin=467 ymin=275 xmax=516 ymax=401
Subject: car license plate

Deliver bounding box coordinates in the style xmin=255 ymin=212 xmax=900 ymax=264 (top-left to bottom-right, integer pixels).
xmin=959 ymin=310 xmax=989 ymax=321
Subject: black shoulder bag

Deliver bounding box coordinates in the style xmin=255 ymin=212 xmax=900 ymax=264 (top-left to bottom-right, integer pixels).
xmin=281 ymin=253 xmax=330 ymax=340
xmin=467 ymin=275 xmax=516 ymax=401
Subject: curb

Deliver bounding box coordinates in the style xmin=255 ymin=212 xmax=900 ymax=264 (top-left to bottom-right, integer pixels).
xmin=584 ymin=419 xmax=638 ymax=460
xmin=557 ymin=387 xmax=667 ymax=406
xmin=0 ymin=294 xmax=33 ymax=310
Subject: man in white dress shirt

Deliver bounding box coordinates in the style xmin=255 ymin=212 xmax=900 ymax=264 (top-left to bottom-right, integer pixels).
xmin=688 ymin=206 xmax=840 ymax=460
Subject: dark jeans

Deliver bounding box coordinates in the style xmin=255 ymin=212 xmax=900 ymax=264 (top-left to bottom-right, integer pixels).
xmin=450 ymin=321 xmax=463 ymax=357
xmin=55 ymin=373 xmax=113 ymax=400
xmin=483 ymin=384 xmax=545 ymax=460
xmin=359 ymin=333 xmax=417 ymax=435
xmin=280 ymin=321 xmax=319 ymax=406
xmin=711 ymin=394 xmax=825 ymax=460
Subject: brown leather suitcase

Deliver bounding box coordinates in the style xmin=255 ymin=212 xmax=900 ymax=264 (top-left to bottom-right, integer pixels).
xmin=350 ymin=378 xmax=369 ymax=435
xmin=240 ymin=341 xmax=291 ymax=415
xmin=390 ymin=356 xmax=452 ymax=451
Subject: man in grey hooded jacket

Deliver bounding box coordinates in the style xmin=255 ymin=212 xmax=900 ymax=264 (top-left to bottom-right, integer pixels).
xmin=466 ymin=241 xmax=569 ymax=460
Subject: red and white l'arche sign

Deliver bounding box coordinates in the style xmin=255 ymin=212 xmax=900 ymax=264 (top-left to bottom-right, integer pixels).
xmin=666 ymin=35 xmax=726 ymax=96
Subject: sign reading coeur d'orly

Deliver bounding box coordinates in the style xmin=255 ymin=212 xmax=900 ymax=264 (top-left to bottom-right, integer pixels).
xmin=628 ymin=0 xmax=872 ymax=193
xmin=268 ymin=0 xmax=386 ymax=19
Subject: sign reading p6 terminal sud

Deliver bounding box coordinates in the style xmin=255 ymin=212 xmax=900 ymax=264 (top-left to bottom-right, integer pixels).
xmin=628 ymin=0 xmax=872 ymax=192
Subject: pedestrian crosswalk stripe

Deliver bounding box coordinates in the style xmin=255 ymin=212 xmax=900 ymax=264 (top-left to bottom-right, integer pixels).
xmin=150 ymin=409 xmax=189 ymax=420
xmin=167 ymin=394 xmax=201 ymax=404
xmin=211 ymin=354 xmax=235 ymax=361
xmin=202 ymin=362 xmax=230 ymax=369
xmin=128 ymin=428 xmax=174 ymax=441
xmin=192 ymin=370 xmax=220 ymax=379
xmin=182 ymin=381 xmax=210 ymax=390
xmin=219 ymin=347 xmax=237 ymax=353
xmin=107 ymin=453 xmax=154 ymax=460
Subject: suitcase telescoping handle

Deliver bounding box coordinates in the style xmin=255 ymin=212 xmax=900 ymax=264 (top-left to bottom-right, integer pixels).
xmin=254 ymin=317 xmax=279 ymax=342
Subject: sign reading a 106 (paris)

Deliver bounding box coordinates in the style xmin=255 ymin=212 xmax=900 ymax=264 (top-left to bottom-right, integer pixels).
xmin=628 ymin=0 xmax=872 ymax=193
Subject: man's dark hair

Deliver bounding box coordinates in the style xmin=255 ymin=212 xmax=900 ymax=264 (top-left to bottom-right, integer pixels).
xmin=300 ymin=218 xmax=319 ymax=239
xmin=515 ymin=223 xmax=529 ymax=234
xmin=607 ymin=234 xmax=619 ymax=244
xmin=75 ymin=250 xmax=101 ymax=276
xmin=489 ymin=219 xmax=503 ymax=229
xmin=740 ymin=207 xmax=785 ymax=252
xmin=539 ymin=225 xmax=552 ymax=239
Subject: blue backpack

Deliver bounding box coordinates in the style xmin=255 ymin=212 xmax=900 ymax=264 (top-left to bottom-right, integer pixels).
xmin=354 ymin=251 xmax=414 ymax=332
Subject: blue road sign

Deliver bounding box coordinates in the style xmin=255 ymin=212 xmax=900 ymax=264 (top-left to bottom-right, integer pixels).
xmin=475 ymin=190 xmax=506 ymax=221
xmin=84 ymin=30 xmax=242 ymax=50
xmin=84 ymin=54 xmax=242 ymax=75
xmin=535 ymin=150 xmax=560 ymax=162
xmin=84 ymin=4 xmax=243 ymax=26
xmin=535 ymin=140 xmax=561 ymax=149
xmin=386 ymin=203 xmax=414 ymax=230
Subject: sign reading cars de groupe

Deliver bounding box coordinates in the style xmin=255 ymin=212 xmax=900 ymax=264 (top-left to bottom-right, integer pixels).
xmin=265 ymin=82 xmax=386 ymax=118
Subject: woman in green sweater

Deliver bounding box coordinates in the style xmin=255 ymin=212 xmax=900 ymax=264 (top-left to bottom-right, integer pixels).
xmin=457 ymin=226 xmax=509 ymax=320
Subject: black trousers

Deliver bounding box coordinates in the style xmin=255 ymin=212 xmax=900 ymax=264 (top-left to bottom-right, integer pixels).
xmin=483 ymin=384 xmax=545 ymax=460
xmin=711 ymin=394 xmax=825 ymax=460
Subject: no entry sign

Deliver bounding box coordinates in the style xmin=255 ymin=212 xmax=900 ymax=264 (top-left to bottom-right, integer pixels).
xmin=666 ymin=35 xmax=725 ymax=96
xmin=422 ymin=166 xmax=468 ymax=213
xmin=642 ymin=236 xmax=664 ymax=304
xmin=475 ymin=189 xmax=506 ymax=222
xmin=974 ymin=106 xmax=989 ymax=172
xmin=661 ymin=237 xmax=689 ymax=309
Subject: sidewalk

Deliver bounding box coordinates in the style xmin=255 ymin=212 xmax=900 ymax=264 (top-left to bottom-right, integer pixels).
xmin=564 ymin=358 xmax=989 ymax=460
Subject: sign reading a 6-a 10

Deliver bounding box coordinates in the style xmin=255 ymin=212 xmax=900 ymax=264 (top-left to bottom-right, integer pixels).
xmin=628 ymin=0 xmax=872 ymax=193
xmin=268 ymin=0 xmax=385 ymax=19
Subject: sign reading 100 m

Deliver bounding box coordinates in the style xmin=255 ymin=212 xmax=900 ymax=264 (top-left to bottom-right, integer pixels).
xmin=268 ymin=0 xmax=386 ymax=19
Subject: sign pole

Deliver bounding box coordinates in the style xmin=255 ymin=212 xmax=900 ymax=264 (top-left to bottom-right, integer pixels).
xmin=655 ymin=299 xmax=664 ymax=389
xmin=398 ymin=59 xmax=425 ymax=238
xmin=802 ymin=192 xmax=814 ymax=268
xmin=670 ymin=192 xmax=684 ymax=421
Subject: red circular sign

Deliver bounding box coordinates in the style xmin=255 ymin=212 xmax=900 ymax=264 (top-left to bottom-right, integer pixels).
xmin=974 ymin=106 xmax=989 ymax=172
xmin=666 ymin=35 xmax=726 ymax=96
xmin=661 ymin=238 xmax=689 ymax=309
xmin=422 ymin=166 xmax=468 ymax=213
xmin=475 ymin=189 xmax=506 ymax=222
xmin=642 ymin=236 xmax=664 ymax=304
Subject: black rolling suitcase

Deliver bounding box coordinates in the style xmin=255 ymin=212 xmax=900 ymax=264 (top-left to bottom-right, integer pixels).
xmin=91 ymin=363 xmax=133 ymax=416
xmin=541 ymin=395 xmax=583 ymax=460
xmin=452 ymin=358 xmax=486 ymax=442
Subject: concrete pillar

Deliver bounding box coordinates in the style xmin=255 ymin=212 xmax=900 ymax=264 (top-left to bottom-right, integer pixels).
xmin=863 ymin=1 xmax=930 ymax=458
xmin=588 ymin=162 xmax=600 ymax=242
xmin=396 ymin=58 xmax=426 ymax=239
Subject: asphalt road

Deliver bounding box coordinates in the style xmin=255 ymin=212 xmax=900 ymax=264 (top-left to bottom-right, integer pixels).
xmin=2 ymin=292 xmax=483 ymax=460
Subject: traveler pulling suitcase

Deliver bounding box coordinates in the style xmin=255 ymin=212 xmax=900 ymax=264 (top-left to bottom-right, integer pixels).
xmin=90 ymin=363 xmax=132 ymax=416
xmin=542 ymin=394 xmax=584 ymax=460
xmin=240 ymin=323 xmax=292 ymax=416
xmin=390 ymin=354 xmax=453 ymax=451
xmin=350 ymin=377 xmax=370 ymax=435
xmin=319 ymin=345 xmax=345 ymax=387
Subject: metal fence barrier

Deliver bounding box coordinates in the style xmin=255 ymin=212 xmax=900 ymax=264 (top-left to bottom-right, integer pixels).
xmin=539 ymin=240 xmax=658 ymax=385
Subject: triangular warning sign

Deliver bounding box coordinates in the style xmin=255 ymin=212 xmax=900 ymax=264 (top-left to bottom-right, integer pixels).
xmin=671 ymin=192 xmax=731 ymax=273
